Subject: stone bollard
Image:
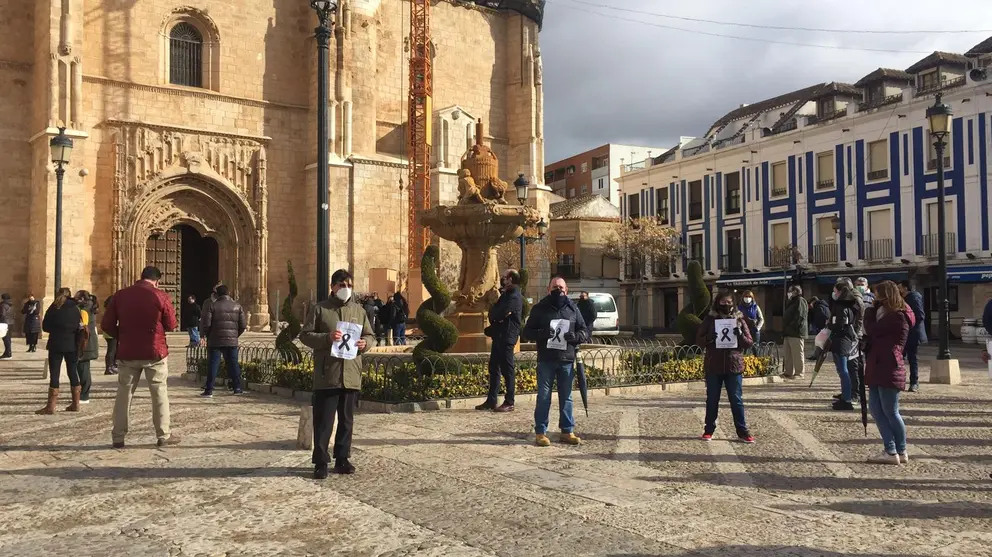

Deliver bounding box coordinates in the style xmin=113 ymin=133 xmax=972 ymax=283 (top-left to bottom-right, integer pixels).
xmin=297 ymin=405 xmax=314 ymax=450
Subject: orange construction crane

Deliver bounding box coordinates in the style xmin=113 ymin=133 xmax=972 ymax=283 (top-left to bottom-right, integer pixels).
xmin=407 ymin=0 xmax=432 ymax=270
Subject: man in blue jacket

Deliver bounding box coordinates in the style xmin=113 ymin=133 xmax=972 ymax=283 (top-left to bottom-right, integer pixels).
xmin=899 ymin=281 xmax=927 ymax=392
xmin=522 ymin=276 xmax=589 ymax=447
xmin=477 ymin=269 xmax=524 ymax=412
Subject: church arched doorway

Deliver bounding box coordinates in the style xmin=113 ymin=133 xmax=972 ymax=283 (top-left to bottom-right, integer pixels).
xmin=145 ymin=224 xmax=219 ymax=328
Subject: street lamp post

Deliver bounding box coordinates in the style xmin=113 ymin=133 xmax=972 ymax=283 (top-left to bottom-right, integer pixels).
xmin=49 ymin=127 xmax=73 ymax=294
xmin=927 ymin=93 xmax=953 ymax=361
xmin=311 ymin=0 xmax=338 ymax=302
xmin=514 ymin=173 xmax=530 ymax=270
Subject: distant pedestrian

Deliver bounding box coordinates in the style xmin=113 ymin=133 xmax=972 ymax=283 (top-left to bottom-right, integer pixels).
xmin=362 ymin=295 xmax=379 ymax=339
xmin=75 ymin=291 xmax=100 ymax=404
xmin=781 ymin=285 xmax=807 ymax=379
xmin=21 ymin=294 xmax=42 ymax=353
xmin=738 ymin=290 xmax=764 ymax=345
xmin=0 ymin=293 xmax=13 ymax=359
xmin=855 ymin=277 xmax=875 ymax=306
xmin=391 ymin=292 xmax=409 ymax=345
xmin=36 ymin=287 xmax=82 ymax=414
xmin=898 ymin=280 xmax=926 ymax=393
xmin=102 ymin=295 xmax=118 ymax=375
xmin=828 ymin=280 xmax=863 ymax=411
xmin=864 ymin=281 xmax=914 ymax=465
xmin=199 ymin=284 xmax=247 ymax=397
xmin=300 ymin=269 xmax=374 ymax=479
xmin=101 ymin=266 xmax=180 ymax=448
xmin=522 ymin=277 xmax=589 ymax=447
xmin=576 ymin=291 xmax=598 ymax=333
xmin=697 ymin=289 xmax=755 ymax=443
xmin=185 ymin=295 xmax=202 ymax=347
xmin=478 ymin=269 xmax=524 ymax=412
xmin=809 ymin=296 xmax=830 ymax=334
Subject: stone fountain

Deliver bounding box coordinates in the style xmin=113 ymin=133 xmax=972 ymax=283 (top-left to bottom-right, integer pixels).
xmin=419 ymin=120 xmax=541 ymax=353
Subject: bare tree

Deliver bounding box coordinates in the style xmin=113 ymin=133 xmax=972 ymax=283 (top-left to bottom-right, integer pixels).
xmin=603 ymin=218 xmax=682 ymax=337
xmin=495 ymin=240 xmax=519 ymax=272
xmin=535 ymin=238 xmax=561 ymax=276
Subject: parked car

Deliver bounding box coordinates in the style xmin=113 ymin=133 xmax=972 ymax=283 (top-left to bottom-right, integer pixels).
xmin=568 ymin=292 xmax=619 ymax=336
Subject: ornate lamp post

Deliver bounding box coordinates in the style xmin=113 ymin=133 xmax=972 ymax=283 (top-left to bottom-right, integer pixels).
xmin=927 ymin=93 xmax=953 ymax=361
xmin=514 ymin=173 xmax=530 ymax=269
xmin=311 ymin=0 xmax=338 ymax=302
xmin=49 ymin=127 xmax=73 ymax=293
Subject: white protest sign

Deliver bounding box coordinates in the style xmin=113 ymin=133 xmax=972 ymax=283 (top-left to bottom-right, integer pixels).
xmin=547 ymin=319 xmax=570 ymax=351
xmin=714 ymin=318 xmax=739 ymax=349
xmin=331 ymin=321 xmax=363 ymax=360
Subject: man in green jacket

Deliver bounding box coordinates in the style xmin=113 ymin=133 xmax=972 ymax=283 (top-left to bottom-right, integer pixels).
xmin=300 ymin=269 xmax=375 ymax=479
xmin=782 ymin=285 xmax=808 ymax=379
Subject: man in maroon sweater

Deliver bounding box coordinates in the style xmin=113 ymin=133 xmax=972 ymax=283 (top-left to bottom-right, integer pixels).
xmin=101 ymin=266 xmax=179 ymax=448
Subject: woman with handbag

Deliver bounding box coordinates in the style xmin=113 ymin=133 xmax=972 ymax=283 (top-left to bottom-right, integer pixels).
xmin=37 ymin=287 xmax=83 ymax=414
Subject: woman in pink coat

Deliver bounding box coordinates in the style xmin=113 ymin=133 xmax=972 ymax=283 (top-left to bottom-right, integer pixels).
xmin=863 ymin=281 xmax=915 ymax=465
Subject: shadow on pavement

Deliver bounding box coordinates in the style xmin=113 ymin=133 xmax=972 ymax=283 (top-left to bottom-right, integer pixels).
xmin=636 ymin=472 xmax=992 ymax=493
xmin=0 ymin=439 xmax=298 ymax=452
xmin=773 ymin=499 xmax=992 ymax=520
xmin=609 ymin=548 xmax=924 ymax=557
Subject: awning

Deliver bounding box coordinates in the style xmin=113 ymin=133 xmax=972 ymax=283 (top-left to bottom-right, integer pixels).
xmin=947 ymin=265 xmax=992 ymax=283
xmin=716 ymin=271 xmax=793 ymax=288
xmin=815 ymin=270 xmax=908 ymax=285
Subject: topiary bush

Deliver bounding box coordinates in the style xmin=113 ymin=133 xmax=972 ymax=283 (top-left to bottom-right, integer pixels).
xmin=275 ymin=260 xmax=302 ymax=361
xmin=412 ymin=246 xmax=460 ymax=371
xmin=519 ymin=268 xmax=532 ymax=319
xmin=675 ymin=260 xmax=712 ymax=345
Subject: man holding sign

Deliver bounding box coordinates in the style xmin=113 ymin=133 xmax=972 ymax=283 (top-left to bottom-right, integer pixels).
xmin=696 ymin=290 xmax=756 ymax=443
xmin=522 ymin=276 xmax=589 ymax=447
xmin=300 ymin=269 xmax=375 ymax=479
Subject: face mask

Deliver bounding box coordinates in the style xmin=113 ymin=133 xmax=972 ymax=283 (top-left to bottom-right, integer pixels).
xmin=857 ymin=285 xmax=868 ymax=294
xmin=832 ymin=291 xmax=840 ymax=301
xmin=787 ymin=293 xmax=794 ymax=300
xmin=718 ymin=304 xmax=732 ymax=314
xmin=335 ymin=287 xmax=353 ymax=302
xmin=743 ymin=297 xmax=752 ymax=304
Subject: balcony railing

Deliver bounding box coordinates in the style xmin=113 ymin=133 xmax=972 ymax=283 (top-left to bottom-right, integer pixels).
xmin=652 ymin=259 xmax=676 ymax=277
xmin=767 ymin=246 xmax=796 ymax=268
xmin=624 ymin=259 xmax=645 ymax=279
xmin=816 ymin=178 xmax=835 ymax=190
xmin=771 ymin=187 xmax=788 ymax=197
xmin=867 ymin=168 xmax=889 ymax=181
xmin=922 ymin=232 xmax=956 ymax=258
xmin=764 ymin=119 xmax=798 ymax=136
xmin=682 ymin=143 xmax=711 ymax=158
xmin=863 ymin=238 xmax=894 ymax=262
xmin=927 ymin=156 xmax=952 ymax=171
xmin=805 ymin=108 xmax=848 ymax=126
xmin=915 ymin=75 xmax=967 ymax=97
xmin=555 ymin=263 xmax=580 ymax=280
xmin=688 ymin=201 xmax=703 ymax=220
xmin=811 ymin=243 xmax=839 ymax=264
xmin=719 ymin=254 xmax=744 ymax=273
xmin=857 ymin=93 xmax=904 ymax=112
xmin=713 ymin=135 xmax=745 ymax=150
xmin=657 ymin=212 xmax=670 ymax=225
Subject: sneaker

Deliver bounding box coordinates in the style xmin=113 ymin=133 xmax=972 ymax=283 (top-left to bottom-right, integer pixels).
xmin=898 ymin=451 xmax=909 ymax=464
xmin=314 ymin=464 xmax=328 ymax=480
xmin=231 ymin=389 xmax=244 ymax=396
xmin=738 ymin=434 xmax=756 ymax=444
xmin=475 ymin=401 xmax=497 ymax=411
xmin=534 ymin=434 xmax=551 ymax=447
xmin=157 ymin=435 xmax=181 ymax=447
xmin=0 ymin=354 xmax=11 ymax=360
xmin=80 ymin=399 xmax=90 ymax=404
xmin=334 ymin=458 xmax=356 ymax=475
xmin=868 ymin=450 xmax=900 ymax=465
xmin=700 ymin=432 xmax=714 ymax=441
xmin=908 ymin=384 xmax=919 ymax=393
xmin=493 ymin=402 xmax=514 ymax=413
xmin=200 ymin=390 xmax=213 ymax=398
xmin=559 ymin=432 xmax=582 ymax=445
xmin=832 ymin=400 xmax=854 ymax=411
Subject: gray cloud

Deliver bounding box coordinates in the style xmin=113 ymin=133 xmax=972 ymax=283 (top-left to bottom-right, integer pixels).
xmin=539 ymin=0 xmax=992 ymax=162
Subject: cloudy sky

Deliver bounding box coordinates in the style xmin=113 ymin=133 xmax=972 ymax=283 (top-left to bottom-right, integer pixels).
xmin=540 ymin=0 xmax=992 ymax=163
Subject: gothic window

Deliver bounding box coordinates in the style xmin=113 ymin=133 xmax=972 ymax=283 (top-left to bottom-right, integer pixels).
xmin=169 ymin=23 xmax=203 ymax=87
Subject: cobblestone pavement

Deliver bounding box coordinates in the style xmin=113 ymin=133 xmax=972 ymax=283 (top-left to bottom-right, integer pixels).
xmin=1 ymin=336 xmax=991 ymax=557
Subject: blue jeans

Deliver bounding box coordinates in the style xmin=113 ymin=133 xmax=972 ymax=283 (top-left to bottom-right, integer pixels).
xmin=869 ymin=386 xmax=906 ymax=455
xmin=704 ymin=374 xmax=748 ymax=436
xmin=188 ymin=327 xmax=200 ymax=346
xmin=206 ymin=346 xmax=242 ymax=393
xmin=534 ymin=361 xmax=575 ymax=435
xmin=833 ymin=353 xmax=852 ymax=402
xmin=393 ymin=323 xmax=407 ymax=346
xmin=904 ymin=335 xmax=920 ymax=386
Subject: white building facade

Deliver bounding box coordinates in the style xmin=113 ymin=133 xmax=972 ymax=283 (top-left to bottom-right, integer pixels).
xmin=617 ymin=43 xmax=992 ymax=336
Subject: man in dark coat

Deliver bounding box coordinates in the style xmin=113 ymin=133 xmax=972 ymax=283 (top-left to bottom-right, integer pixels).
xmin=21 ymin=294 xmax=42 ymax=353
xmin=478 ymin=269 xmax=524 ymax=412
xmin=0 ymin=293 xmax=13 ymax=359
xmin=782 ymin=285 xmax=808 ymax=379
xmin=898 ymin=280 xmax=927 ymax=392
xmin=199 ymin=284 xmax=247 ymax=397
xmin=522 ymin=276 xmax=589 ymax=447
xmin=185 ymin=295 xmax=202 ymax=347
xmin=576 ymin=292 xmax=598 ymax=335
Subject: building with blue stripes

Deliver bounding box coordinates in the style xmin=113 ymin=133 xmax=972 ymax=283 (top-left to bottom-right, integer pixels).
xmin=616 ymin=41 xmax=992 ymax=336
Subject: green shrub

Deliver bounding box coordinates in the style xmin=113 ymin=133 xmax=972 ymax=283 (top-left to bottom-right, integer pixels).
xmin=676 ymin=260 xmax=711 ymax=345
xmin=275 ymin=260 xmax=302 ymax=360
xmin=413 ymin=246 xmax=459 ymax=368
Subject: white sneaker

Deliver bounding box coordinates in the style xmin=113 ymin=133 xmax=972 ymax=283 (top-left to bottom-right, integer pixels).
xmin=80 ymin=399 xmax=90 ymax=404
xmin=868 ymin=451 xmax=900 ymax=465
xmin=898 ymin=451 xmax=909 ymax=464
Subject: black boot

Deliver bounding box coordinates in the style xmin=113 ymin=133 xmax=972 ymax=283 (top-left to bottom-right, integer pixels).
xmin=313 ymin=464 xmax=328 ymax=480
xmin=334 ymin=458 xmax=356 ymax=475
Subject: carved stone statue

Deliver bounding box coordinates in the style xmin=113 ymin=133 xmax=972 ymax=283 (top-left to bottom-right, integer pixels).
xmin=460 ymin=120 xmax=508 ymax=205
xmin=457 ymin=168 xmax=487 ymax=205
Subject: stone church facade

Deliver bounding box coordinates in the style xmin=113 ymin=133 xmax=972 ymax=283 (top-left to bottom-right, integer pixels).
xmin=0 ymin=0 xmax=548 ymax=330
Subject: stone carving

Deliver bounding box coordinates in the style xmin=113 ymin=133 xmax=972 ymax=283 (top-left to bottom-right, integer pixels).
xmin=460 ymin=119 xmax=508 ymax=205
xmin=456 ymin=168 xmax=486 ymax=205
xmin=533 ymin=46 xmax=543 ymax=86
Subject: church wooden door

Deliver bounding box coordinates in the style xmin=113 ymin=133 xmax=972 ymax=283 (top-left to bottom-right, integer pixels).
xmin=146 ymin=228 xmax=182 ymax=322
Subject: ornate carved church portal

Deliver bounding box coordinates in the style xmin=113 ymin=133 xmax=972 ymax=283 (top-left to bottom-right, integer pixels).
xmin=110 ymin=122 xmax=270 ymax=330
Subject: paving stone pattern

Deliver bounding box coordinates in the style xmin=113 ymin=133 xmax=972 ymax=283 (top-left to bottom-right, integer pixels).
xmin=1 ymin=336 xmax=991 ymax=557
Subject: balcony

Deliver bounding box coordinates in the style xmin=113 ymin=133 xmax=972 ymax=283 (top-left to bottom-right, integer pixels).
xmin=624 ymin=259 xmax=646 ymax=279
xmin=805 ymin=108 xmax=848 ymax=126
xmin=719 ymin=254 xmax=744 ymax=273
xmin=764 ymin=119 xmax=798 ymax=136
xmin=857 ymin=93 xmax=904 ymax=112
xmin=657 ymin=212 xmax=670 ymax=225
xmin=555 ymin=263 xmax=581 ymax=280
xmin=922 ymin=232 xmax=957 ymax=258
xmin=725 ymin=191 xmax=741 ymax=214
xmin=927 ymin=156 xmax=952 ymax=171
xmin=863 ymin=238 xmax=894 ymax=262
xmin=811 ymin=243 xmax=839 ymax=264
xmin=767 ymin=246 xmax=796 ymax=268
xmin=682 ymin=143 xmax=711 ymax=158
xmin=713 ymin=135 xmax=745 ymax=150
xmin=652 ymin=259 xmax=676 ymax=277
xmin=688 ymin=201 xmax=703 ymax=221
xmin=771 ymin=186 xmax=788 ymax=197
xmin=867 ymin=168 xmax=889 ymax=181
xmin=915 ymin=75 xmax=966 ymax=97
xmin=816 ymin=178 xmax=835 ymax=190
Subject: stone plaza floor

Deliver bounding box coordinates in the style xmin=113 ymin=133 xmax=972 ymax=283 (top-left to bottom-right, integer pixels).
xmin=1 ymin=336 xmax=991 ymax=557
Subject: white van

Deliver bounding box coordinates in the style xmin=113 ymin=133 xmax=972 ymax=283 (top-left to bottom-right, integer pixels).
xmin=569 ymin=292 xmax=619 ymax=336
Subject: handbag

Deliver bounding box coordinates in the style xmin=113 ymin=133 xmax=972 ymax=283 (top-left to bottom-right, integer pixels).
xmin=0 ymin=323 xmax=7 ymax=338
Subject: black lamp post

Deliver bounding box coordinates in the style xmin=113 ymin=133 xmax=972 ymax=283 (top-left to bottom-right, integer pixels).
xmin=514 ymin=173 xmax=530 ymax=269
xmin=49 ymin=127 xmax=73 ymax=294
xmin=311 ymin=0 xmax=338 ymax=302
xmin=927 ymin=93 xmax=953 ymax=361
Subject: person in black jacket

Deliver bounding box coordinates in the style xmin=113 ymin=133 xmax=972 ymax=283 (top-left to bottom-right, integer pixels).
xmin=37 ymin=287 xmax=83 ymax=414
xmin=576 ymin=292 xmax=598 ymax=333
xmin=828 ymin=280 xmax=863 ymax=411
xmin=522 ymin=276 xmax=589 ymax=447
xmin=185 ymin=295 xmax=202 ymax=347
xmin=21 ymin=294 xmax=43 ymax=353
xmin=898 ymin=281 xmax=927 ymax=392
xmin=200 ymin=284 xmax=247 ymax=397
xmin=0 ymin=293 xmax=13 ymax=359
xmin=478 ymin=269 xmax=524 ymax=412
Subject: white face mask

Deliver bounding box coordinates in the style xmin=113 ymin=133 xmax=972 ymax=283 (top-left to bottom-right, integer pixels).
xmin=743 ymin=297 xmax=753 ymax=304
xmin=335 ymin=287 xmax=353 ymax=302
xmin=787 ymin=293 xmax=794 ymax=300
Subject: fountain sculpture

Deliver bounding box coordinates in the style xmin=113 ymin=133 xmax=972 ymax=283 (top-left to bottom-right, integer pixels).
xmin=418 ymin=119 xmax=541 ymax=353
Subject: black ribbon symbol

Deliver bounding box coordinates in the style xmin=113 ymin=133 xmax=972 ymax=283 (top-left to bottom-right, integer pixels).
xmin=720 ymin=328 xmax=732 ymax=342
xmin=340 ymin=333 xmax=352 ymax=352
xmin=551 ymin=327 xmax=562 ymax=343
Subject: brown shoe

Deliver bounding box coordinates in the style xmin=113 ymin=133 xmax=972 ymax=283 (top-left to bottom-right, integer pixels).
xmin=474 ymin=401 xmax=497 ymax=411
xmin=65 ymin=386 xmax=82 ymax=412
xmin=493 ymin=403 xmax=515 ymax=413
xmin=35 ymin=388 xmax=59 ymax=415
xmin=157 ymin=435 xmax=181 ymax=447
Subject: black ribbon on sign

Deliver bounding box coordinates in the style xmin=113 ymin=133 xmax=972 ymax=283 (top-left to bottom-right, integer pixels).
xmin=340 ymin=333 xmax=352 ymax=352
xmin=720 ymin=327 xmax=733 ymax=342
xmin=551 ymin=327 xmax=562 ymax=343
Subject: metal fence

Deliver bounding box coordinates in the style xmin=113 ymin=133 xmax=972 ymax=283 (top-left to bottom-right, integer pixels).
xmin=187 ymin=339 xmax=782 ymax=404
